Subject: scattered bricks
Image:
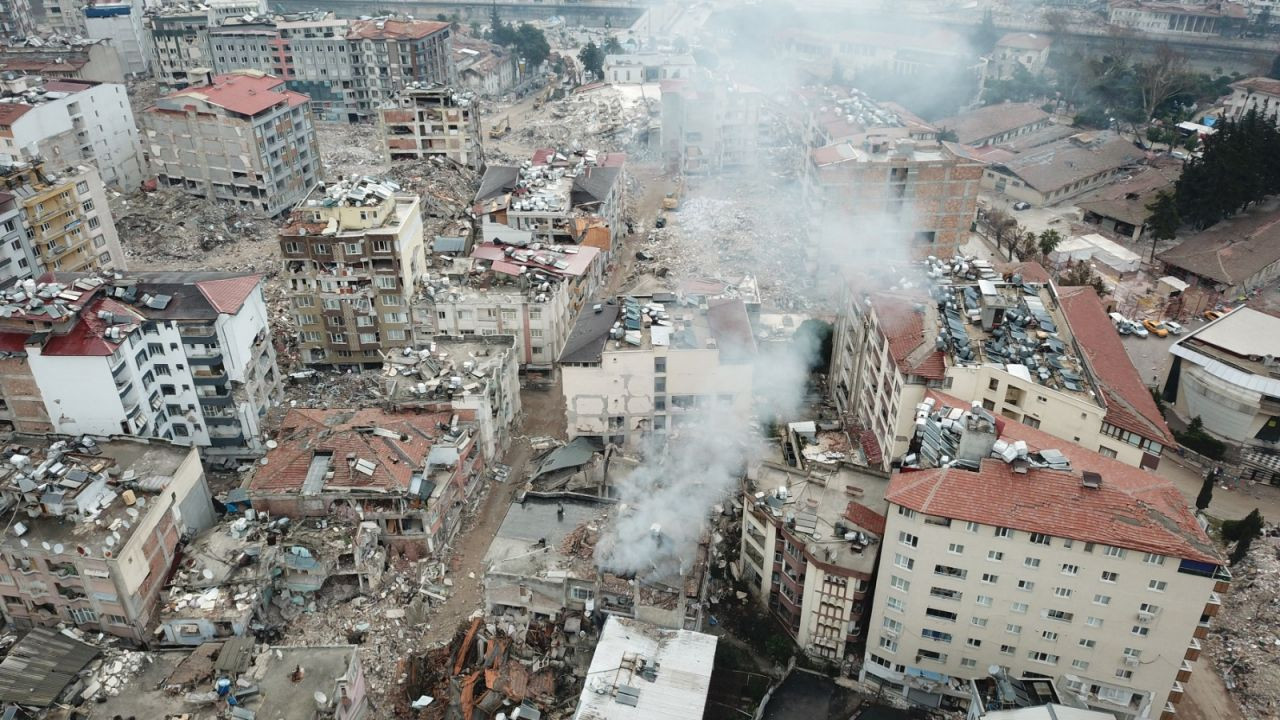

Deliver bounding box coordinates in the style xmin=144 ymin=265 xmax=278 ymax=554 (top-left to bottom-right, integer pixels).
xmin=1206 ymin=532 xmax=1280 ymax=718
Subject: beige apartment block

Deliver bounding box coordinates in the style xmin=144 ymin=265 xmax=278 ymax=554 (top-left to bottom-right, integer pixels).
xmin=377 ymin=83 xmax=482 ymax=169
xmin=280 ymin=176 xmax=424 ymax=368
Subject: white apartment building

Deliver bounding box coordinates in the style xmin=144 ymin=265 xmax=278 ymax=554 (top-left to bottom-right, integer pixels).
xmin=558 ymin=296 xmax=756 ymax=447
xmin=740 ymin=459 xmax=889 ymax=662
xmin=420 ymin=235 xmax=604 ymax=371
xmin=0 ymin=76 xmax=145 ymax=189
xmin=0 ymin=272 xmax=281 ymax=459
xmin=829 ymin=262 xmax=1173 ymax=473
xmin=1224 ymin=77 xmax=1280 ymax=122
xmin=84 ymin=2 xmax=152 ymax=76
xmin=280 ymin=176 xmax=425 ymax=368
xmin=865 ymin=437 xmax=1226 ymax=719
xmin=142 ymin=70 xmax=319 ymax=218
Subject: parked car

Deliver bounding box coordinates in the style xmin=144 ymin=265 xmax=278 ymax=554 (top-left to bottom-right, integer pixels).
xmin=1164 ymin=320 xmax=1184 ymax=335
xmin=1129 ymin=322 xmax=1149 ymax=338
xmin=1012 ymin=201 xmax=1031 ymax=211
xmin=1204 ymin=310 xmax=1222 ymax=321
xmin=1142 ymin=319 xmax=1169 ymax=337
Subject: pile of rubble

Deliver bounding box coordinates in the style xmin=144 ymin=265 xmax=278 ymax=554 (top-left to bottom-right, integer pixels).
xmin=1206 ymin=532 xmax=1280 ymax=718
xmin=112 ymin=188 xmax=278 ymax=266
xmin=83 ymin=647 xmax=153 ymax=701
xmin=317 ymin=121 xmax=390 ymax=177
xmin=631 ymin=184 xmax=818 ymax=311
xmin=514 ymin=85 xmax=656 ymax=153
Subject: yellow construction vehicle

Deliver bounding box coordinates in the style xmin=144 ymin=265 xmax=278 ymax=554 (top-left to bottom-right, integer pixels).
xmin=662 ymin=177 xmax=684 ymax=211
xmin=488 ymin=116 xmax=510 ymax=139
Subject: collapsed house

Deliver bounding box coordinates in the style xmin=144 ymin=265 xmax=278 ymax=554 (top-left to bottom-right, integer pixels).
xmin=246 ymin=408 xmax=485 ymax=557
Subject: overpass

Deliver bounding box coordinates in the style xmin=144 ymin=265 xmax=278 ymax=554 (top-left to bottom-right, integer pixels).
xmin=269 ymin=0 xmax=646 ymax=27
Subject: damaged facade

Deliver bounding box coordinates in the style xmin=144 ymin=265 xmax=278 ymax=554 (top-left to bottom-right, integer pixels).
xmin=142 ymin=69 xmax=320 ymax=218
xmin=279 ymin=175 xmax=425 ymax=368
xmin=377 ymin=83 xmax=482 ymax=170
xmin=863 ymin=391 xmax=1228 ymax=720
xmin=0 ymin=271 xmax=281 ymax=458
xmin=0 ymin=435 xmax=214 ymax=642
xmin=829 ymin=260 xmax=1172 ymax=472
xmin=661 ymin=70 xmax=760 ymax=174
xmin=558 ymin=293 xmax=756 ymax=448
xmin=247 ymin=408 xmax=485 ymax=556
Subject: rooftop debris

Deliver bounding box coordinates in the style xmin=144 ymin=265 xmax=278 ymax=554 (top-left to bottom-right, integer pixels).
xmin=1207 ymin=532 xmax=1280 ymax=718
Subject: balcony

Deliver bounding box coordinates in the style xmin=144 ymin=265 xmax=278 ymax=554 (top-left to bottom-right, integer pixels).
xmin=197 ymin=391 xmax=234 ymax=407
xmin=186 ymin=350 xmax=223 ymax=366
xmin=180 ymin=325 xmax=216 ymax=341
xmin=206 ymin=414 xmax=240 ymax=427
xmin=193 ymin=369 xmax=228 ymax=385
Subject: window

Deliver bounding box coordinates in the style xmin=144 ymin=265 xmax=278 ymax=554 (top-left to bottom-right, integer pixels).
xmin=570 ymin=587 xmax=594 ymax=601
xmin=1029 ymin=532 xmax=1051 ymax=546
xmin=988 ymin=378 xmax=1000 ymax=390
xmin=883 ymin=618 xmax=903 ymax=633
xmin=1045 ymin=609 xmax=1074 ymax=623
xmin=1028 ymin=651 xmax=1059 ymax=665
xmin=1010 ymin=602 xmax=1029 ymax=614
xmin=966 ymin=638 xmax=982 ymax=648
xmin=921 ymin=629 xmax=952 ymax=643
xmin=894 ymin=553 xmax=914 ymax=571
xmin=925 ymin=607 xmax=958 ymax=622
xmin=1086 ymin=617 xmax=1103 ymax=628
xmin=1072 ymin=659 xmax=1090 ymax=671
xmin=1053 ymin=587 xmax=1072 ymax=599
xmin=1103 ymin=545 xmax=1127 ymax=559
xmin=1143 ymin=553 xmax=1165 ymax=566
xmin=994 ymin=527 xmax=1011 ymax=539
xmin=1061 ymin=564 xmax=1079 ymax=576
xmin=1148 ymin=580 xmax=1167 ymax=592
xmin=1078 ymin=639 xmax=1096 ymax=649
xmin=375 ymin=276 xmax=396 ymax=289
xmin=886 ymin=596 xmax=905 ymax=613
xmin=948 ymin=543 xmax=964 ymax=554
xmin=654 ymin=357 xmax=666 ymax=373
xmin=381 ymin=294 xmax=402 ymax=306
xmin=1041 ymin=631 xmax=1058 ymax=641
xmin=965 ymin=521 xmax=979 ymax=533
xmin=976 ymin=595 xmax=993 ymax=607
xmin=1006 ymin=623 xmax=1022 ymax=635
xmin=1139 ymin=603 xmax=1160 ymax=615
xmin=1024 ymin=557 xmax=1041 ymax=569
xmin=1101 ymin=571 xmax=1118 ymax=583
xmin=1000 ymin=644 xmax=1017 ymax=655
xmin=988 ymin=551 xmax=1004 ymax=562
xmin=1093 ymin=594 xmax=1111 ymax=606
xmin=879 ymin=636 xmax=898 ymax=652
xmin=1017 ymin=580 xmax=1035 ymax=592
xmin=890 ymin=575 xmax=910 ymax=592
xmin=970 ymin=617 xmax=988 ymax=628
xmin=899 ymin=532 xmax=919 ymax=548
xmin=930 ymin=587 xmax=962 ymax=601
xmin=1131 ymin=625 xmax=1149 ymax=637
xmin=961 ymin=658 xmax=977 ymax=668
xmin=1115 ymin=669 xmax=1133 ymax=680
xmin=1123 ymin=647 xmax=1142 ymax=659
xmin=1098 ymin=446 xmax=1118 ymax=458
xmin=917 ymin=649 xmax=947 ymax=663
xmin=934 ymin=564 xmax=966 ymax=579
xmin=981 ymin=573 xmax=999 ymax=584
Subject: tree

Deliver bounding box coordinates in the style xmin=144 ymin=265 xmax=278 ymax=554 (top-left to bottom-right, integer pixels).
xmin=1058 ymin=260 xmax=1108 ymax=296
xmin=1144 ymin=190 xmax=1180 ymax=261
xmin=1037 ymin=229 xmax=1063 ymax=258
xmin=936 ymin=127 xmax=958 ymax=142
xmin=972 ymin=9 xmax=999 ymax=53
xmin=1135 ymin=44 xmax=1193 ymax=120
xmin=578 ymin=41 xmax=604 ymax=79
xmin=602 ymin=35 xmax=623 ymax=55
xmin=513 ymin=24 xmax=550 ymax=69
xmin=1194 ymin=472 xmax=1214 ymax=511
xmin=986 ymin=208 xmax=1019 ymax=258
xmin=1174 ymin=108 xmax=1280 ymax=229
xmin=1223 ymin=509 xmax=1265 ymax=564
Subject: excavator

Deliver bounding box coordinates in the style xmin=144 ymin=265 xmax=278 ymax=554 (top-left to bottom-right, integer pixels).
xmin=488 ymin=116 xmax=510 ymax=140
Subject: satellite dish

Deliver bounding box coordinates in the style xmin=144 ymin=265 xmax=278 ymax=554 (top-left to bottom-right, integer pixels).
xmin=41 ymin=541 xmax=51 ymax=550
xmin=266 ymin=439 xmax=278 ymax=449
xmin=19 ymin=539 xmax=28 ymax=547
xmin=203 ymin=569 xmax=214 ymax=580
xmin=53 ymin=544 xmax=63 ymax=554
xmin=126 ymin=508 xmax=139 ymax=519
xmin=136 ymin=497 xmax=146 ymax=507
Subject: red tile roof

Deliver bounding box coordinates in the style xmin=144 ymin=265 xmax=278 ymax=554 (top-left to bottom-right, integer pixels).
xmin=346 ymin=19 xmax=449 ymax=40
xmin=195 ymin=275 xmax=260 ymax=315
xmin=1057 ymin=286 xmax=1175 ymax=446
xmin=871 ymin=292 xmax=947 ymax=380
xmin=916 ymin=389 xmax=1219 ymax=563
xmin=249 ymin=409 xmax=455 ymax=494
xmin=859 ymin=428 xmax=883 ymax=467
xmin=41 ymin=80 xmax=93 ymax=93
xmin=1002 ymin=260 xmax=1053 ymax=284
xmin=844 ymin=501 xmax=886 ymax=536
xmin=0 ymin=332 xmax=27 ymax=353
xmin=0 ymin=103 xmax=32 ymax=125
xmin=160 ymin=72 xmax=308 ymax=117
xmin=41 ymin=296 xmax=142 ymax=357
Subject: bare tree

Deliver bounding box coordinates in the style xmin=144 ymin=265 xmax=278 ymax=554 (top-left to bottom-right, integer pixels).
xmin=987 ymin=208 xmax=1019 ymax=259
xmin=1136 ymin=44 xmax=1193 ymax=120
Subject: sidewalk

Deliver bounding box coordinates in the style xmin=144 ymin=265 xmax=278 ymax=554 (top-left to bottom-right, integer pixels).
xmin=1159 ymin=451 xmax=1280 ymax=522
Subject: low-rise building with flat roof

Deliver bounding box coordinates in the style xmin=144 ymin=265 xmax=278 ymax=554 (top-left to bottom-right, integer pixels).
xmin=573 ymin=616 xmax=717 ymax=720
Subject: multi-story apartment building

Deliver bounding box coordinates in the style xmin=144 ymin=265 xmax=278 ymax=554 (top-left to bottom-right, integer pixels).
xmin=280 ymin=176 xmax=424 ymax=368
xmin=0 ymin=435 xmax=215 ymax=642
xmin=84 ymin=3 xmax=152 ymax=76
xmin=661 ymin=69 xmax=761 ymax=174
xmin=0 ymin=0 xmax=36 ymax=38
xmin=377 ymin=83 xmax=482 ymax=169
xmin=146 ymin=0 xmax=268 ymax=88
xmin=30 ymin=0 xmax=87 ymax=36
xmin=740 ymin=458 xmax=890 ymax=662
xmin=558 ymin=295 xmax=756 ymax=447
xmin=419 ymin=234 xmax=604 ymax=370
xmin=987 ymin=33 xmax=1052 ymax=81
xmin=801 ymin=101 xmax=984 ymax=259
xmin=247 ymin=408 xmax=486 ymax=555
xmin=142 ymin=70 xmax=319 ymax=218
xmin=0 ymin=271 xmax=281 ymax=458
xmin=829 ymin=262 xmax=1173 ymax=472
xmin=0 ymin=161 xmax=124 ymax=284
xmin=474 ymin=150 xmax=626 ymax=253
xmin=0 ymin=76 xmax=146 ymax=190
xmin=1225 ymin=76 xmax=1280 ymax=122
xmin=209 ymin=13 xmax=455 ymax=121
xmin=0 ymin=42 xmax=127 ymax=84
xmin=452 ymin=34 xmax=517 ymax=98
xmin=863 ymin=397 xmax=1227 ymax=720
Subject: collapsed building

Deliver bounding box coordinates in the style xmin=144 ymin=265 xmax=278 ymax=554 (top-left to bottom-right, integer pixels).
xmin=829 ymin=259 xmax=1172 ymax=473
xmin=473 ymin=148 xmax=626 ymax=256
xmin=246 ymin=408 xmax=485 ymax=557
xmin=0 ymin=271 xmax=282 ymax=460
xmin=0 ymin=435 xmax=215 ymax=643
xmin=417 ymin=230 xmax=604 ymax=371
xmin=279 ymin=175 xmax=425 ymax=368
xmin=377 ymin=83 xmax=483 ymax=170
